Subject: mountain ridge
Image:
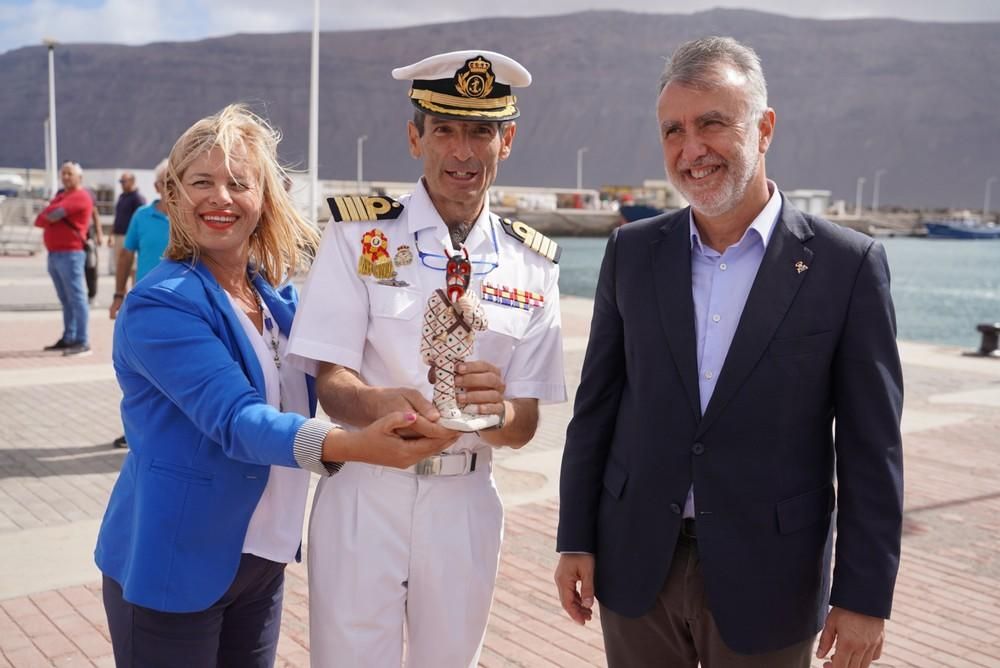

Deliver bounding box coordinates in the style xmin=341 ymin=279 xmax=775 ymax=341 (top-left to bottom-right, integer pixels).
xmin=2 ymin=8 xmax=998 ymax=209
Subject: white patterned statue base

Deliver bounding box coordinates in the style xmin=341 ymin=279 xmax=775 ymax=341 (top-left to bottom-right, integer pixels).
xmin=437 ymin=408 xmax=501 ymax=432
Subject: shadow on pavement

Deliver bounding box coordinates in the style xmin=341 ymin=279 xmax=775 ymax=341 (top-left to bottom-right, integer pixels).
xmin=0 ymin=349 xmax=69 ymax=360
xmin=0 ymin=443 xmax=125 ymax=478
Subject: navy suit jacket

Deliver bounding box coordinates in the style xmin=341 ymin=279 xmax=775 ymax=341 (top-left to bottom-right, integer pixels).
xmin=557 ymin=201 xmax=904 ymax=654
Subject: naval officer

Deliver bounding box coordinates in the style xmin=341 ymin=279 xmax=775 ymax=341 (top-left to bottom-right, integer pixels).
xmin=286 ymin=49 xmax=567 ymax=667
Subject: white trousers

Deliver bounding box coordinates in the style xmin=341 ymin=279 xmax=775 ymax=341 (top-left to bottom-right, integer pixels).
xmin=308 ymin=459 xmax=504 ymax=668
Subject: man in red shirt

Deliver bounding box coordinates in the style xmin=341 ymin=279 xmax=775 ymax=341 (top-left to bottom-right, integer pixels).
xmin=34 ymin=161 xmax=93 ymax=357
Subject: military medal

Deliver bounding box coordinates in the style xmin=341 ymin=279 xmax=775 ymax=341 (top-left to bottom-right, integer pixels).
xmin=481 ymin=281 xmax=544 ymax=311
xmin=394 ymin=245 xmax=414 ymax=266
xmin=358 ymin=229 xmax=395 ymax=280
xmin=371 ymin=245 xmax=413 ymax=286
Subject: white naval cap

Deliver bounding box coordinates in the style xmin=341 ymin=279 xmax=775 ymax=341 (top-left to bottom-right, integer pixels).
xmin=391 ymin=50 xmax=531 ymax=121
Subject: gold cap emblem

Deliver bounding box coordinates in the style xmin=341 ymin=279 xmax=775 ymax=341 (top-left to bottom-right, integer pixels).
xmin=455 ymin=56 xmax=495 ymax=99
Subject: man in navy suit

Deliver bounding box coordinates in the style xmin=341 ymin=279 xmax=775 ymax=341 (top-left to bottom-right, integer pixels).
xmin=554 ymin=36 xmax=903 ymax=668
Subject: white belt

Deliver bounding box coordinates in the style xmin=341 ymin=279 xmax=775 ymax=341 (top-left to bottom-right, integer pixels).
xmin=405 ymin=450 xmax=490 ymax=476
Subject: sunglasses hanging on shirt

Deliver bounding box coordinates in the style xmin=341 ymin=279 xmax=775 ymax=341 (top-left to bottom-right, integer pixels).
xmin=413 ymin=224 xmax=500 ymax=276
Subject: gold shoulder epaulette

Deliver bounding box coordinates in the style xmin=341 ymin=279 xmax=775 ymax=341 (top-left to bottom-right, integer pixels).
xmin=499 ymin=218 xmax=561 ymax=263
xmin=327 ymin=196 xmax=404 ymax=222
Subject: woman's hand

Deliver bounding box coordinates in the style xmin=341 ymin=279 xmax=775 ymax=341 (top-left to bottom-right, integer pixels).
xmin=323 ymin=412 xmax=459 ymax=469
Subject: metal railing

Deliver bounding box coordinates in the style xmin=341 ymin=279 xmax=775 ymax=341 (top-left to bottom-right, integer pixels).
xmin=0 ymin=197 xmax=46 ymax=255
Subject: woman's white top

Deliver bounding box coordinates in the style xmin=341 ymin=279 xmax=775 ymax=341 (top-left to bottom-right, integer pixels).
xmin=227 ymin=290 xmax=311 ymax=564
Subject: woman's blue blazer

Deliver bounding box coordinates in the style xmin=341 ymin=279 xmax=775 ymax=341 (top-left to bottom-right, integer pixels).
xmin=95 ymin=259 xmax=317 ymax=613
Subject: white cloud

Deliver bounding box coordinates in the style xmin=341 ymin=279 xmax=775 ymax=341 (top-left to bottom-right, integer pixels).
xmin=2 ymin=0 xmax=998 ymax=54
xmin=2 ymin=0 xmax=186 ymax=51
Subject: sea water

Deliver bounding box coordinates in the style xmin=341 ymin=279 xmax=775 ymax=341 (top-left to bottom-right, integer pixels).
xmin=556 ymin=236 xmax=1000 ymax=349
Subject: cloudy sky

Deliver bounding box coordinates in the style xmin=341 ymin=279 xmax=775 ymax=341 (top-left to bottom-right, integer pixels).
xmin=1 ymin=0 xmax=998 ymax=54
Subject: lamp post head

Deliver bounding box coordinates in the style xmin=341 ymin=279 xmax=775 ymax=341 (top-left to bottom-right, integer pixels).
xmin=42 ymin=38 xmax=59 ymax=49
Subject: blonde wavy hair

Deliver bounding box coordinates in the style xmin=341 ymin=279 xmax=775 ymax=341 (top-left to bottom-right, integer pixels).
xmin=162 ymin=104 xmax=318 ymax=286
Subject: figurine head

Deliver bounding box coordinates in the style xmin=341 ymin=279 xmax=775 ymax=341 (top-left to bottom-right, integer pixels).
xmin=446 ymin=246 xmax=472 ymax=302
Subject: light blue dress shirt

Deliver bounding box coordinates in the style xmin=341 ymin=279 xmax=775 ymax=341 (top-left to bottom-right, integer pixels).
xmin=683 ymin=183 xmax=783 ymax=518
xmin=123 ymin=199 xmax=170 ymax=282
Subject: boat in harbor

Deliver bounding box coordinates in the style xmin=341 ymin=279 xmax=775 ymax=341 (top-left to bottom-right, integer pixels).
xmin=619 ymin=203 xmax=666 ymax=223
xmin=924 ymin=218 xmax=1000 ymax=239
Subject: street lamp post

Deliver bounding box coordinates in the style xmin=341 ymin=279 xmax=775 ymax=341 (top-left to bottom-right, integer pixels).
xmin=43 ymin=38 xmax=59 ymax=197
xmin=576 ymin=146 xmax=588 ymax=191
xmin=43 ymin=119 xmax=51 ymax=189
xmin=855 ymin=177 xmax=866 ymax=217
xmin=985 ymin=176 xmax=999 ymax=222
xmin=872 ymin=168 xmax=886 ymax=213
xmin=307 ymin=0 xmax=320 ymax=224
xmin=356 ymin=135 xmax=368 ymax=194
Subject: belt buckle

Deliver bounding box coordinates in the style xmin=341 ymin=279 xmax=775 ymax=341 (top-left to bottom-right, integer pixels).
xmin=413 ymin=451 xmax=478 ymax=476
xmin=414 ymin=456 xmax=442 ymax=476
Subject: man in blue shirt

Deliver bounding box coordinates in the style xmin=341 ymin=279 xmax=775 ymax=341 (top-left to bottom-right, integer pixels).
xmin=109 ymin=161 xmax=170 ymax=309
xmin=556 ymin=36 xmax=903 ymax=668
xmin=108 ymin=160 xmax=170 ymax=448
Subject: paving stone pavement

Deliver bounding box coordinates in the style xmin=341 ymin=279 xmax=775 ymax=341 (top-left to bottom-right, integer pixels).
xmin=1 ymin=251 xmax=999 ymax=667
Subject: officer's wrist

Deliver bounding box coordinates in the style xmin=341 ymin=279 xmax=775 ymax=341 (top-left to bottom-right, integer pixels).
xmin=359 ymin=385 xmax=390 ymax=424
xmin=479 ymin=400 xmax=507 ymax=433
xmin=113 ymin=292 xmax=125 ymax=300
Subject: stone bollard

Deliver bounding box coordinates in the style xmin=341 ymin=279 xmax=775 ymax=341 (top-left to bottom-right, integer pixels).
xmin=966 ymin=323 xmax=1000 ymax=358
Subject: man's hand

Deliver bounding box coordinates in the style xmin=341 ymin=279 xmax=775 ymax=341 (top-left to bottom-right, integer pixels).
xmin=816 ymin=607 xmax=885 ymax=668
xmin=109 ymin=295 xmax=124 ymax=320
xmin=554 ymin=553 xmax=596 ymax=625
xmin=365 ymin=386 xmax=454 ymax=439
xmin=316 ymin=362 xmax=457 ymax=439
xmin=325 ymin=412 xmax=458 ymax=469
xmin=455 ymin=360 xmax=505 ymax=418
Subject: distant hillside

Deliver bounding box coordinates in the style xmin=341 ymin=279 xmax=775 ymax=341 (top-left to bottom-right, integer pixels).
xmin=1 ymin=9 xmax=998 ymax=208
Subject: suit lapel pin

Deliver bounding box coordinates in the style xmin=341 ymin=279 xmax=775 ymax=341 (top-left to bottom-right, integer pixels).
xmin=794 ymin=260 xmax=809 ymax=274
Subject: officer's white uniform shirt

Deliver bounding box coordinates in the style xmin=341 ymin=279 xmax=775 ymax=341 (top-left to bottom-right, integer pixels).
xmin=287 ymin=180 xmax=566 ymax=668
xmin=286 ymin=179 xmax=567 ymax=438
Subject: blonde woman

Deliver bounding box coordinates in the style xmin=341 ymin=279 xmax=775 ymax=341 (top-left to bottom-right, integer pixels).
xmin=95 ymin=105 xmax=455 ymax=667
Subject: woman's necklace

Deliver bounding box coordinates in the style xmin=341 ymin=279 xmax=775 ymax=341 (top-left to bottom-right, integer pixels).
xmin=252 ymin=286 xmax=284 ymax=412
xmin=252 ymin=288 xmax=281 ymax=372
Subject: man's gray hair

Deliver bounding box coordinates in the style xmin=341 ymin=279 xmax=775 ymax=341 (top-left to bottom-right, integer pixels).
xmin=60 ymin=161 xmax=83 ymax=176
xmin=658 ymin=36 xmax=768 ymax=119
xmin=153 ymin=159 xmax=169 ymax=183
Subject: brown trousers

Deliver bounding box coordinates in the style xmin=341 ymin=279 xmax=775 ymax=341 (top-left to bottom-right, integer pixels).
xmin=600 ymin=530 xmax=815 ymax=668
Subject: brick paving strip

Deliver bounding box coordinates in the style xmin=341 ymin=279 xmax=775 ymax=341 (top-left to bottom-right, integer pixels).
xmin=2 ymin=252 xmax=1000 ymax=667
